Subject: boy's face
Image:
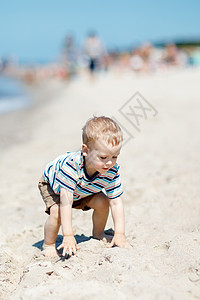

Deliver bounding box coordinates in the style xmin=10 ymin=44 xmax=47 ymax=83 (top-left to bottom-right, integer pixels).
xmin=82 ymin=139 xmax=121 ymax=176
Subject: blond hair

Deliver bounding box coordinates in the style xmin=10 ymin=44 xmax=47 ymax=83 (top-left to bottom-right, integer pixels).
xmin=82 ymin=116 xmax=123 ymax=147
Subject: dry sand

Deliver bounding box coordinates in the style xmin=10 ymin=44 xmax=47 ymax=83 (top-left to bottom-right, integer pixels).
xmin=0 ymin=69 xmax=200 ymax=300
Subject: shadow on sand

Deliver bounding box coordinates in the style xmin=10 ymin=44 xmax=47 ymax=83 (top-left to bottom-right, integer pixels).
xmin=32 ymin=229 xmax=114 ymax=260
xmin=32 ymin=234 xmax=92 ymax=251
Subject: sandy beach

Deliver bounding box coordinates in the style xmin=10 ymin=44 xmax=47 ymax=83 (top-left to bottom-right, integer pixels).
xmin=0 ymin=68 xmax=200 ymax=300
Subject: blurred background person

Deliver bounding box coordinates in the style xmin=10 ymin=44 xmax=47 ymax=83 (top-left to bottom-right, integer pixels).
xmin=163 ymin=43 xmax=180 ymax=66
xmin=189 ymin=47 xmax=200 ymax=66
xmin=61 ymin=34 xmax=79 ymax=79
xmin=83 ymin=31 xmax=107 ymax=75
xmin=163 ymin=43 xmax=189 ymax=68
xmin=130 ymin=48 xmax=144 ymax=72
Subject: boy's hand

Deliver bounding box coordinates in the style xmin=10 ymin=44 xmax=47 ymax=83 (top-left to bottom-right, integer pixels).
xmin=107 ymin=233 xmax=131 ymax=248
xmin=57 ymin=235 xmax=79 ymax=256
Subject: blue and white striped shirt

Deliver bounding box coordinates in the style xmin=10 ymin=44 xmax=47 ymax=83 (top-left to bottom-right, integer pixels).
xmin=44 ymin=150 xmax=123 ymax=200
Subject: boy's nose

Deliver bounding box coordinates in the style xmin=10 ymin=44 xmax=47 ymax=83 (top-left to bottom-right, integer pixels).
xmin=106 ymin=160 xmax=112 ymax=166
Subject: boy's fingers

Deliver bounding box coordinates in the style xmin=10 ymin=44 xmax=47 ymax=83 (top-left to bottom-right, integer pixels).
xmin=68 ymin=247 xmax=73 ymax=256
xmin=72 ymin=245 xmax=76 ymax=254
xmin=62 ymin=247 xmax=67 ymax=256
xmin=57 ymin=244 xmax=63 ymax=250
xmin=57 ymin=244 xmax=79 ymax=256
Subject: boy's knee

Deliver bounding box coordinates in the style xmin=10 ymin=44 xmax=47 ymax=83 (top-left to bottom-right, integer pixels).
xmin=50 ymin=204 xmax=60 ymax=219
xmin=96 ymin=193 xmax=109 ymax=209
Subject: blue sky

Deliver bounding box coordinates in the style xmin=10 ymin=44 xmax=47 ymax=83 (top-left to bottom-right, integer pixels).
xmin=0 ymin=0 xmax=200 ymax=62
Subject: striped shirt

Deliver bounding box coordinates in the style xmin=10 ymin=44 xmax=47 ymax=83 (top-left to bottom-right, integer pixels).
xmin=44 ymin=150 xmax=123 ymax=200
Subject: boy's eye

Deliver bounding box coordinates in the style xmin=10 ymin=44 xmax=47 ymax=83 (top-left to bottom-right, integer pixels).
xmin=112 ymin=156 xmax=117 ymax=159
xmin=100 ymin=156 xmax=107 ymax=160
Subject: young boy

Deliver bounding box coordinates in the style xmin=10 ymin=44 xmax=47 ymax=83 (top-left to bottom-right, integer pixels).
xmin=38 ymin=116 xmax=130 ymax=257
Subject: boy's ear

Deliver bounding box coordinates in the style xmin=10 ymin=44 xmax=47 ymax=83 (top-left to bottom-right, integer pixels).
xmin=82 ymin=144 xmax=89 ymax=156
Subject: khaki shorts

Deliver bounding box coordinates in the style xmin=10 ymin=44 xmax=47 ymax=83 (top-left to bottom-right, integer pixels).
xmin=38 ymin=175 xmax=93 ymax=215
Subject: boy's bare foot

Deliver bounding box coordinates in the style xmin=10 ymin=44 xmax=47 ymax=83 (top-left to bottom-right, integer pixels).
xmin=42 ymin=243 xmax=58 ymax=257
xmin=92 ymin=232 xmax=113 ymax=243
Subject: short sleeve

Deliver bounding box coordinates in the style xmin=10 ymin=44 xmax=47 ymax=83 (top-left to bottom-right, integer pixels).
xmin=104 ymin=171 xmax=124 ymax=199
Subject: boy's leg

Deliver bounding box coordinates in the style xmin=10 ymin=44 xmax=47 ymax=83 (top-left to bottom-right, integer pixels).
xmin=86 ymin=192 xmax=111 ymax=241
xmin=42 ymin=204 xmax=61 ymax=257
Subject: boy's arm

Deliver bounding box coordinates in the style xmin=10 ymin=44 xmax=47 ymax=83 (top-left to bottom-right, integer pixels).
xmin=108 ymin=196 xmax=130 ymax=248
xmin=57 ymin=187 xmax=79 ymax=256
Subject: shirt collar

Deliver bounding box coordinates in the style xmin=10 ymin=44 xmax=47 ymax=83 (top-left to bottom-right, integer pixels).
xmin=82 ymin=154 xmax=99 ymax=181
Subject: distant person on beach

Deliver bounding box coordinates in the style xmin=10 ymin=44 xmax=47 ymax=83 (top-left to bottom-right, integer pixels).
xmin=62 ymin=34 xmax=78 ymax=78
xmin=163 ymin=43 xmax=179 ymax=66
xmin=38 ymin=116 xmax=130 ymax=257
xmin=130 ymin=48 xmax=144 ymax=72
xmin=83 ymin=31 xmax=107 ymax=73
